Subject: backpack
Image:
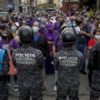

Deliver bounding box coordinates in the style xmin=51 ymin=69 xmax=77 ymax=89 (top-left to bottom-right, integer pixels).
xmin=0 ymin=49 xmax=6 ymax=70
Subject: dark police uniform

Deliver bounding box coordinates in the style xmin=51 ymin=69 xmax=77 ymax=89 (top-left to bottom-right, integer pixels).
xmin=0 ymin=50 xmax=9 ymax=100
xmin=89 ymin=42 xmax=100 ymax=100
xmin=54 ymin=47 xmax=83 ymax=100
xmin=12 ymin=46 xmax=44 ymax=100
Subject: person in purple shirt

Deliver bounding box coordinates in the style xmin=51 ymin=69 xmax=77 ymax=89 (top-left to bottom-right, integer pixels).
xmin=0 ymin=28 xmax=20 ymax=92
xmin=88 ymin=17 xmax=96 ymax=34
xmin=28 ymin=16 xmax=35 ymax=27
xmin=44 ymin=24 xmax=58 ymax=74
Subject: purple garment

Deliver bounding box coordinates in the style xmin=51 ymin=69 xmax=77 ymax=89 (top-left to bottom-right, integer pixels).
xmin=54 ymin=34 xmax=64 ymax=51
xmin=46 ymin=23 xmax=53 ymax=29
xmin=40 ymin=25 xmax=47 ymax=34
xmin=28 ymin=19 xmax=35 ymax=27
xmin=0 ymin=39 xmax=20 ymax=49
xmin=44 ymin=24 xmax=58 ymax=73
xmin=53 ymin=21 xmax=60 ymax=30
xmin=44 ymin=30 xmax=58 ymax=43
xmin=88 ymin=22 xmax=96 ymax=33
xmin=18 ymin=20 xmax=22 ymax=26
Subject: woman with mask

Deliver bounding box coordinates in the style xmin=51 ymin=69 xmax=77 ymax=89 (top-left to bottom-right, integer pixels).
xmin=0 ymin=28 xmax=20 ymax=92
xmin=11 ymin=23 xmax=19 ymax=43
xmin=88 ymin=29 xmax=100 ymax=89
xmin=44 ymin=24 xmax=58 ymax=74
xmin=72 ymin=20 xmax=77 ymax=27
xmin=95 ymin=20 xmax=100 ymax=30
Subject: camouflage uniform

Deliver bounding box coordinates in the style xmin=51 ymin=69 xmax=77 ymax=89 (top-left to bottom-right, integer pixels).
xmin=54 ymin=48 xmax=83 ymax=100
xmin=12 ymin=46 xmax=44 ymax=100
xmin=0 ymin=51 xmax=9 ymax=100
xmin=89 ymin=42 xmax=100 ymax=100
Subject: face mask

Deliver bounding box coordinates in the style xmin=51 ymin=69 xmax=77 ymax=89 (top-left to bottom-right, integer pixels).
xmin=38 ymin=18 xmax=41 ymax=21
xmin=32 ymin=27 xmax=39 ymax=33
xmin=73 ymin=24 xmax=76 ymax=27
xmin=76 ymin=20 xmax=82 ymax=25
xmin=11 ymin=26 xmax=16 ymax=31
xmin=90 ymin=20 xmax=94 ymax=23
xmin=95 ymin=35 xmax=100 ymax=40
xmin=98 ymin=24 xmax=100 ymax=28
xmin=46 ymin=22 xmax=48 ymax=25
xmin=48 ymin=29 xmax=53 ymax=33
xmin=1 ymin=34 xmax=7 ymax=40
xmin=23 ymin=21 xmax=26 ymax=24
xmin=84 ymin=22 xmax=87 ymax=25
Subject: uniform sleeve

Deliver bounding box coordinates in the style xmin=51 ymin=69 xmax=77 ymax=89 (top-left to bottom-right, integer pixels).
xmin=38 ymin=51 xmax=44 ymax=70
xmin=54 ymin=53 xmax=59 ymax=71
xmin=0 ymin=52 xmax=9 ymax=76
xmin=88 ymin=45 xmax=96 ymax=68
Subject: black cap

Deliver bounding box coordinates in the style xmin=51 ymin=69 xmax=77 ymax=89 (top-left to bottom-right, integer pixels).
xmin=61 ymin=28 xmax=76 ymax=46
xmin=18 ymin=26 xmax=33 ymax=43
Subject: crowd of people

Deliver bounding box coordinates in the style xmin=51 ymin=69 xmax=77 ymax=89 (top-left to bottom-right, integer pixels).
xmin=0 ymin=9 xmax=100 ymax=100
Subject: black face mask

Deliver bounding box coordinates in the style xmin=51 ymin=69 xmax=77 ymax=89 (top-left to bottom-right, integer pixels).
xmin=1 ymin=34 xmax=7 ymax=40
xmin=76 ymin=20 xmax=82 ymax=25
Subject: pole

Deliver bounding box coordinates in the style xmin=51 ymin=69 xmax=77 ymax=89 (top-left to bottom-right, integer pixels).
xmin=97 ymin=0 xmax=100 ymax=11
xmin=36 ymin=0 xmax=38 ymax=11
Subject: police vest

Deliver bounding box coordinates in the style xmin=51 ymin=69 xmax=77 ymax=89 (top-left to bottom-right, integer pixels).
xmin=94 ymin=42 xmax=100 ymax=70
xmin=0 ymin=49 xmax=6 ymax=70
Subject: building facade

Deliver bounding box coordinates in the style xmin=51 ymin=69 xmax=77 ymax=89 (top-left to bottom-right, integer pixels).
xmin=0 ymin=0 xmax=7 ymax=11
xmin=60 ymin=0 xmax=80 ymax=12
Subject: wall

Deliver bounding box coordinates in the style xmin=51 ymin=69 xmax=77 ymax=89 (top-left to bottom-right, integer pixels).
xmin=60 ymin=1 xmax=81 ymax=13
xmin=54 ymin=0 xmax=59 ymax=8
xmin=0 ymin=0 xmax=7 ymax=11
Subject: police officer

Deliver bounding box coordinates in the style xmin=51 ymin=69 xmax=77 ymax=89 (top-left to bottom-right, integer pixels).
xmin=12 ymin=26 xmax=44 ymax=100
xmin=54 ymin=28 xmax=83 ymax=100
xmin=89 ymin=41 xmax=100 ymax=100
xmin=0 ymin=49 xmax=9 ymax=100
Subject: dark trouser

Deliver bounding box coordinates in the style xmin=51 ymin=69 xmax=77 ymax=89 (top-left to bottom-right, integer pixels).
xmin=76 ymin=43 xmax=87 ymax=71
xmin=19 ymin=86 xmax=42 ymax=100
xmin=7 ymin=75 xmax=17 ymax=83
xmin=90 ymin=88 xmax=100 ymax=100
xmin=0 ymin=84 xmax=8 ymax=100
xmin=57 ymin=86 xmax=79 ymax=100
xmin=88 ymin=68 xmax=93 ymax=84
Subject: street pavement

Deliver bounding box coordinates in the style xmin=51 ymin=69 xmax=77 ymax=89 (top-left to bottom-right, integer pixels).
xmin=8 ymin=72 xmax=100 ymax=100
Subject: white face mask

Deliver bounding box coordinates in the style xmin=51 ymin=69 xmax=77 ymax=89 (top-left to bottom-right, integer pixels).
xmin=98 ymin=24 xmax=100 ymax=28
xmin=95 ymin=35 xmax=100 ymax=40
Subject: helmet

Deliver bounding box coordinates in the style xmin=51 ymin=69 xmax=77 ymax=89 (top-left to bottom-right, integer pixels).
xmin=18 ymin=26 xmax=33 ymax=43
xmin=61 ymin=28 xmax=76 ymax=46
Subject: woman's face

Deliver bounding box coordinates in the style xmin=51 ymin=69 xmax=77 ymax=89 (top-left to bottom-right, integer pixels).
xmin=95 ymin=31 xmax=100 ymax=40
xmin=1 ymin=30 xmax=7 ymax=40
xmin=98 ymin=23 xmax=100 ymax=28
xmin=11 ymin=24 xmax=17 ymax=31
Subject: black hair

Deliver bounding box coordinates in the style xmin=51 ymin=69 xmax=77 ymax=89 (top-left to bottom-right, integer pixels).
xmin=93 ymin=29 xmax=100 ymax=35
xmin=89 ymin=17 xmax=95 ymax=21
xmin=0 ymin=25 xmax=6 ymax=31
xmin=5 ymin=28 xmax=14 ymax=41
